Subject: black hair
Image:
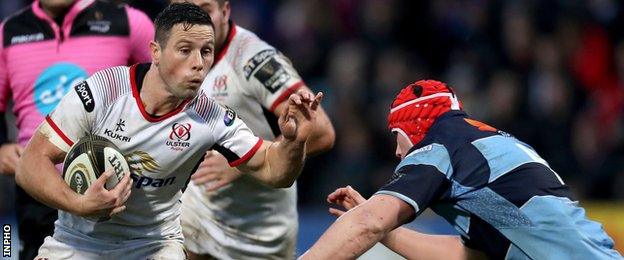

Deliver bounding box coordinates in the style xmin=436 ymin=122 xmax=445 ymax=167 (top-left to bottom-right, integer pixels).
xmin=154 ymin=2 xmax=214 ymax=47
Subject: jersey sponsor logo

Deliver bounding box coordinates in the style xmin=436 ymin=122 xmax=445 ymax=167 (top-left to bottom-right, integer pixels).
xmin=10 ymin=33 xmax=44 ymax=45
xmin=115 ymin=119 xmax=126 ymax=132
xmin=166 ymin=123 xmax=192 ymax=151
xmin=88 ymin=21 xmax=111 ymax=33
xmin=104 ymin=119 xmax=131 ymax=142
xmin=254 ymin=58 xmax=291 ymax=93
xmin=224 ymin=108 xmax=236 ymax=126
xmin=74 ymin=81 xmax=95 ymax=112
xmin=411 ymin=145 xmax=432 ymax=155
xmin=497 ymin=130 xmax=512 ymax=138
xmin=129 ymin=173 xmax=175 ymax=189
xmin=243 ymin=49 xmax=291 ymax=93
xmin=124 ymin=151 xmax=175 ymax=189
xmin=88 ymin=12 xmax=111 ymax=33
xmin=387 ymin=171 xmax=405 ymax=186
xmin=212 ymin=75 xmax=228 ymax=99
xmin=243 ymin=49 xmax=277 ymax=79
xmin=34 ymin=63 xmax=88 ymax=115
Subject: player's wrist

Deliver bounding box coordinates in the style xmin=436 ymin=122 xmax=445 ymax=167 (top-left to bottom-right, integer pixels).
xmin=69 ymin=193 xmax=89 ymax=216
xmin=280 ymin=136 xmax=306 ymax=148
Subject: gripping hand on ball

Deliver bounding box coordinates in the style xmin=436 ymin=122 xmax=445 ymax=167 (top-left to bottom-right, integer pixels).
xmin=77 ymin=169 xmax=132 ymax=218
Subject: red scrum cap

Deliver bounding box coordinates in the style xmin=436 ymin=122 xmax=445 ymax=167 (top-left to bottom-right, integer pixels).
xmin=388 ymin=80 xmax=462 ymax=146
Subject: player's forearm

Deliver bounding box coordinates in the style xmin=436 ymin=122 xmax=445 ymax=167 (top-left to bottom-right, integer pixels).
xmin=15 ymin=143 xmax=82 ymax=215
xmin=263 ymin=138 xmax=305 ymax=188
xmin=381 ymin=227 xmax=466 ymax=260
xmin=302 ymin=207 xmax=390 ymax=259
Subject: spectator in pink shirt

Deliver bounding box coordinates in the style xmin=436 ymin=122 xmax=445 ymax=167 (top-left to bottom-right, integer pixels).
xmin=0 ymin=0 xmax=154 ymax=259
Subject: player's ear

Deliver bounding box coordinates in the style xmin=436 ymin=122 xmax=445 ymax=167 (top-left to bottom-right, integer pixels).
xmin=150 ymin=41 xmax=161 ymax=66
xmin=222 ymin=1 xmax=231 ymax=22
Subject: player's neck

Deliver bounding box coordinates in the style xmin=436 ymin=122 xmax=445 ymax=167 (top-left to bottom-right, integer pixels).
xmin=140 ymin=65 xmax=186 ymax=116
xmin=215 ymin=23 xmax=230 ymax=54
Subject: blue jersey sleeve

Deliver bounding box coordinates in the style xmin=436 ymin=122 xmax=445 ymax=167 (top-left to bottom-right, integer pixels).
xmin=376 ymin=164 xmax=450 ymax=217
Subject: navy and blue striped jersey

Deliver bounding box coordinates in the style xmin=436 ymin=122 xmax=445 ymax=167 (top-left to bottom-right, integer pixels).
xmin=376 ymin=111 xmax=622 ymax=259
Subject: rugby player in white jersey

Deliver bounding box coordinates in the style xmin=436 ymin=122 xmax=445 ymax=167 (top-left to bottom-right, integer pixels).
xmin=14 ymin=3 xmax=322 ymax=259
xmin=174 ymin=1 xmax=335 ymax=259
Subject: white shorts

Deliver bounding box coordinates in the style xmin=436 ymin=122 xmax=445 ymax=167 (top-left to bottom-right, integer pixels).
xmin=181 ymin=204 xmax=297 ymax=260
xmin=36 ymin=232 xmax=185 ymax=259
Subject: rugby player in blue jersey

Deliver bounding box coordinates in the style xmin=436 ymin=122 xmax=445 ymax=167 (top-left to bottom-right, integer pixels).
xmin=302 ymin=80 xmax=622 ymax=260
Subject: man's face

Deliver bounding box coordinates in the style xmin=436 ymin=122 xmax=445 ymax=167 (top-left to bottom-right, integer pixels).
xmin=39 ymin=0 xmax=76 ymax=9
xmin=153 ymin=23 xmax=215 ymax=100
xmin=394 ymin=132 xmax=413 ymax=160
xmin=173 ymin=0 xmax=229 ymax=47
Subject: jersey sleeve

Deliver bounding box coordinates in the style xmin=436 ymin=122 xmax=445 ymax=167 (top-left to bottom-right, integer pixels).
xmin=210 ymin=104 xmax=263 ymax=167
xmin=375 ymin=164 xmax=450 ymax=218
xmin=125 ymin=5 xmax=154 ymax=64
xmin=41 ymin=78 xmax=103 ymax=152
xmin=237 ymin=42 xmax=304 ymax=112
xmin=0 ymin=23 xmax=10 ymax=113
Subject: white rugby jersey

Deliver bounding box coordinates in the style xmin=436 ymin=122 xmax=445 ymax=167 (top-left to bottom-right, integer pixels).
xmin=182 ymin=24 xmax=302 ymax=242
xmin=43 ymin=64 xmax=262 ymax=241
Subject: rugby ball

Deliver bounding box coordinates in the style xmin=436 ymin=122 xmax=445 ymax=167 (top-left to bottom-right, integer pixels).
xmin=62 ymin=135 xmax=130 ymax=194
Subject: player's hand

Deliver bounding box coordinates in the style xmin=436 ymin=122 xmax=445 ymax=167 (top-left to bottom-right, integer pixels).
xmin=279 ymin=90 xmax=323 ymax=143
xmin=191 ymin=150 xmax=243 ymax=191
xmin=0 ymin=143 xmax=24 ymax=176
xmin=75 ymin=169 xmax=133 ymax=219
xmin=327 ymin=185 xmax=367 ymax=217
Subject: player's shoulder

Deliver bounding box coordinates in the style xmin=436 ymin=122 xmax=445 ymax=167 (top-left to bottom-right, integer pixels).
xmin=231 ymin=26 xmax=280 ymax=68
xmin=187 ymin=90 xmax=225 ymax=124
xmin=89 ymin=65 xmax=131 ymax=85
xmin=2 ymin=5 xmax=44 ymax=48
xmin=1 ymin=4 xmax=32 ymax=28
xmin=88 ymin=0 xmax=150 ymax=26
xmin=82 ymin=66 xmax=132 ymax=108
xmin=121 ymin=1 xmax=153 ymax=27
xmin=233 ymin=25 xmax=275 ymax=53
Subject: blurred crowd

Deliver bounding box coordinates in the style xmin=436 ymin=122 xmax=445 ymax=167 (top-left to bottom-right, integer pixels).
xmin=2 ymin=0 xmax=623 ymax=207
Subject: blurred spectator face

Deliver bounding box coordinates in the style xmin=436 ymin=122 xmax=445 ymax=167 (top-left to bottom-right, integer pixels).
xmin=502 ymin=4 xmax=533 ymax=67
xmin=172 ymin=0 xmax=230 ymax=49
xmin=487 ymin=71 xmax=519 ymax=121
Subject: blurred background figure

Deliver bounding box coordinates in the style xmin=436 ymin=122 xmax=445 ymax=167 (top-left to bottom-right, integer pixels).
xmin=174 ymin=1 xmax=334 ymax=259
xmin=1 ymin=0 xmax=623 ymax=258
xmin=0 ymin=0 xmax=153 ymax=259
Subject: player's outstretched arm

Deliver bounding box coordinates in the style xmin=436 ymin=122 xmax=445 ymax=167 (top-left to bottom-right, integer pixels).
xmin=301 ymin=194 xmax=412 ymax=259
xmin=193 ymin=86 xmax=334 ymax=191
xmin=15 ymin=126 xmax=133 ymax=218
xmin=326 ymin=186 xmax=470 ymax=260
xmin=237 ymin=89 xmax=322 ymax=188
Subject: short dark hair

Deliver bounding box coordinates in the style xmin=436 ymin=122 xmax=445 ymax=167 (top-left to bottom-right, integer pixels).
xmin=154 ymin=3 xmax=214 ymax=47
